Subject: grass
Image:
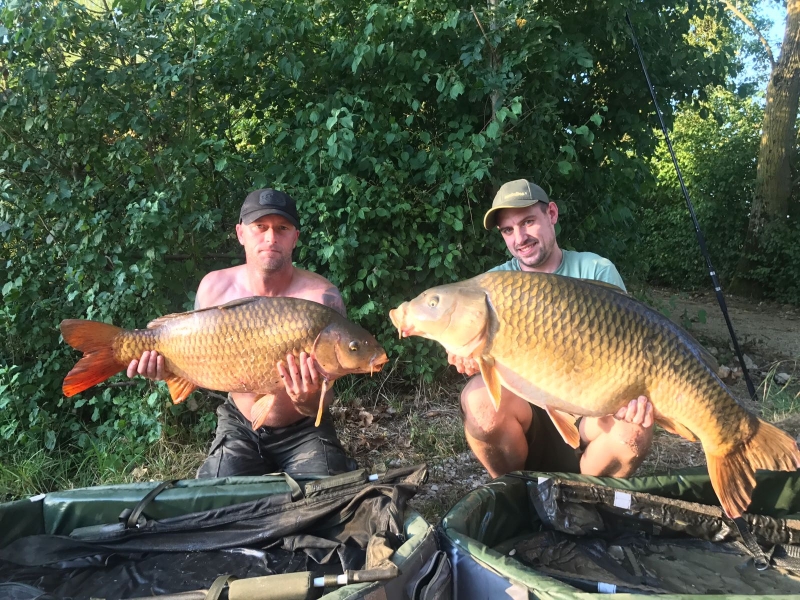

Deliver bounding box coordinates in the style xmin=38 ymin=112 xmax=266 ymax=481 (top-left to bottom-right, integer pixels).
xmin=759 ymin=358 xmax=800 ymax=422
xmin=0 ymin=435 xmax=206 ymax=503
xmin=6 ymin=349 xmax=797 ymax=526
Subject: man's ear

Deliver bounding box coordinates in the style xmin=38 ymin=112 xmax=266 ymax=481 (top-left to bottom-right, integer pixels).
xmin=235 ymin=223 xmax=245 ymax=246
xmin=547 ymin=201 xmax=559 ymax=224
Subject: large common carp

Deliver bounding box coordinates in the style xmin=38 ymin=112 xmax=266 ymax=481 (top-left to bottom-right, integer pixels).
xmin=389 ymin=271 xmax=800 ymax=519
xmin=61 ymin=297 xmax=388 ymax=429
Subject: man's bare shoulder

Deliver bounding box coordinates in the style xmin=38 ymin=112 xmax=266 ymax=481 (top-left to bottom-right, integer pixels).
xmin=195 ymin=265 xmax=249 ymax=309
xmin=288 ymin=269 xmax=346 ymax=316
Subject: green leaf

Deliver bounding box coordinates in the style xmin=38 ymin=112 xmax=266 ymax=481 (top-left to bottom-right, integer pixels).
xmin=557 ymin=160 xmax=572 ymax=174
xmin=450 ymin=81 xmax=464 ymax=99
xmin=590 ymin=113 xmax=602 ymax=127
xmin=214 ymin=157 xmax=227 ymax=171
xmin=485 ymin=121 xmax=500 ymax=139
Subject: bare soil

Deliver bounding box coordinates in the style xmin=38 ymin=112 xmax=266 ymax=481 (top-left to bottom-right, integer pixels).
xmin=336 ymin=287 xmax=800 ymax=524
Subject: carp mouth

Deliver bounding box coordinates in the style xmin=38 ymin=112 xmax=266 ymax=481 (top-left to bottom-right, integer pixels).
xmin=388 ymin=306 xmax=408 ymax=339
xmin=369 ymin=352 xmax=390 ymax=376
xmin=398 ymin=324 xmax=419 ymax=338
xmin=388 ymin=299 xmax=457 ymax=340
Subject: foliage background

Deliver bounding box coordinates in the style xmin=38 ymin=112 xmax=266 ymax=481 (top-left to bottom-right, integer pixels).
xmin=0 ymin=0 xmax=794 ymax=488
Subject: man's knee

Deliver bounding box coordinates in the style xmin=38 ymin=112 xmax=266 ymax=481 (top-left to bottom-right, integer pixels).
xmin=461 ymin=377 xmax=500 ymax=436
xmin=614 ymin=418 xmax=655 ymax=456
xmin=460 ymin=376 xmax=532 ymax=440
xmin=579 ymin=416 xmax=654 ymax=477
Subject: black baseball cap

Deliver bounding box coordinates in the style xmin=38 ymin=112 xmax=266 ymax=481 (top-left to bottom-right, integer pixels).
xmin=239 ymin=189 xmax=300 ymax=229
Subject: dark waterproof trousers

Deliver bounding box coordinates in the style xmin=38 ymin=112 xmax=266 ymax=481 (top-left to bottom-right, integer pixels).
xmin=197 ymin=396 xmax=358 ymax=478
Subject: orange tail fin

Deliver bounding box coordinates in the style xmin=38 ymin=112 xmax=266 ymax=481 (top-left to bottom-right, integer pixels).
xmin=707 ymin=419 xmax=800 ymax=519
xmin=60 ymin=319 xmax=125 ymax=397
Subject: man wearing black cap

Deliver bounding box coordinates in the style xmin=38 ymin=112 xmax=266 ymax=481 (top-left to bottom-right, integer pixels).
xmin=450 ymin=179 xmax=655 ymax=480
xmin=126 ymin=188 xmax=357 ymax=478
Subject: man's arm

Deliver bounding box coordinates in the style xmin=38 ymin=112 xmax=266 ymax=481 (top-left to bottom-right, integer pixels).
xmin=128 ymin=271 xmax=228 ymax=381
xmin=320 ymin=285 xmax=347 ymax=317
xmin=277 ymin=282 xmax=345 ymax=413
xmin=194 ymin=271 xmax=227 ymax=309
xmin=596 ymin=261 xmax=627 ymax=293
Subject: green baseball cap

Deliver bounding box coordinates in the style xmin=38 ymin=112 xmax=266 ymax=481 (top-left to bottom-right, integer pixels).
xmin=483 ymin=179 xmax=549 ymax=229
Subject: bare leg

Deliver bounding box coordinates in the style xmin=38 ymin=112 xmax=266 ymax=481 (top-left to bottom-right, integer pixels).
xmin=460 ymin=376 xmax=533 ymax=478
xmin=578 ymin=411 xmax=654 ymax=477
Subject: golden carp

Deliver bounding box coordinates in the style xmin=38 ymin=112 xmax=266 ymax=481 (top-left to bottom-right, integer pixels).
xmin=389 ymin=271 xmax=800 ymax=519
xmin=61 ymin=296 xmax=388 ymax=428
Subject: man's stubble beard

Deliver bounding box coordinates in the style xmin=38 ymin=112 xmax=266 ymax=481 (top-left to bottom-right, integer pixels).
xmin=518 ymin=238 xmax=553 ymax=270
xmin=254 ymin=248 xmax=292 ymax=275
xmin=256 ymin=251 xmax=291 ymax=274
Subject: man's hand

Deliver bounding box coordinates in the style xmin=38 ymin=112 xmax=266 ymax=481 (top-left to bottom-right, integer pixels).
xmin=447 ymin=352 xmax=481 ymax=377
xmin=613 ymin=395 xmax=654 ymax=428
xmin=127 ymin=350 xmax=165 ymax=381
xmin=277 ymin=352 xmax=326 ymax=412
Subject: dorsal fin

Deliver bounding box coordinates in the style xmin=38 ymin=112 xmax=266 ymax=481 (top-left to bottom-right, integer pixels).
xmin=147 ymin=297 xmax=263 ymax=329
xmin=217 ymin=296 xmax=263 ymax=310
xmin=147 ymin=311 xmax=192 ymax=329
xmin=579 ymin=278 xmax=627 ymax=294
xmin=685 ymin=331 xmax=720 ymax=374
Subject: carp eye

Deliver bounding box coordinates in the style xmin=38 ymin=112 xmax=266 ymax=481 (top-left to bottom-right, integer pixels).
xmin=349 ymin=341 xmax=360 ymax=352
xmin=428 ymin=295 xmax=439 ymax=308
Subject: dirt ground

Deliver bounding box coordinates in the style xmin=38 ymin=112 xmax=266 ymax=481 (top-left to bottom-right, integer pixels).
xmin=335 ymin=287 xmax=800 ymax=524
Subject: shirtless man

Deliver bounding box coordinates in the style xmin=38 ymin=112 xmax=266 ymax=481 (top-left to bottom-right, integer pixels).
xmin=452 ymin=179 xmax=655 ymax=479
xmin=127 ymin=188 xmax=357 ymax=478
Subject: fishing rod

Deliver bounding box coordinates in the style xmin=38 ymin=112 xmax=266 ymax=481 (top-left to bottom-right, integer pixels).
xmin=625 ymin=11 xmax=758 ymax=401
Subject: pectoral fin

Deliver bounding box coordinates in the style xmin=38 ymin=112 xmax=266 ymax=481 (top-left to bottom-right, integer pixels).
xmin=164 ymin=374 xmax=198 ymax=404
xmin=478 ymin=356 xmax=503 ymax=410
xmin=544 ymin=406 xmax=581 ymax=449
xmin=315 ymin=379 xmax=329 ymax=427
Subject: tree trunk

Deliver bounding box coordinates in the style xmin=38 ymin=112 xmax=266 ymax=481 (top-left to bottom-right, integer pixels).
xmin=731 ymin=0 xmax=800 ymax=295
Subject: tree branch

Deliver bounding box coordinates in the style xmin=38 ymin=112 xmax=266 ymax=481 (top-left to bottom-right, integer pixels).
xmin=470 ymin=5 xmax=498 ymax=62
xmin=721 ymin=0 xmax=776 ymax=68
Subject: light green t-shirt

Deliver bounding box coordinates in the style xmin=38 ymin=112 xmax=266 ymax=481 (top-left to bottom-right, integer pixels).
xmin=489 ymin=249 xmax=627 ymax=292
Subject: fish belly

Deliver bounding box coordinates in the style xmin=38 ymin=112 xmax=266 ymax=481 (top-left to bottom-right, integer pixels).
xmin=493 ymin=360 xmax=633 ymax=417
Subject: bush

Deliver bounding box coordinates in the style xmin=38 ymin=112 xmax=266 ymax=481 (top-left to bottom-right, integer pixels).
xmin=0 ymin=0 xmax=729 ymax=466
xmin=629 ymin=88 xmax=758 ymax=290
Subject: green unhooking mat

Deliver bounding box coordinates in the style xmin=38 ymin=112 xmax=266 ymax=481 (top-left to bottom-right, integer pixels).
xmin=0 ymin=465 xmax=441 ymax=600
xmin=438 ymin=468 xmax=800 ymax=599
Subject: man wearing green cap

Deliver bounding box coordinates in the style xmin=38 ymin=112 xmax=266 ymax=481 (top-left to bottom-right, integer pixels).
xmin=450 ymin=179 xmax=655 ymax=479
